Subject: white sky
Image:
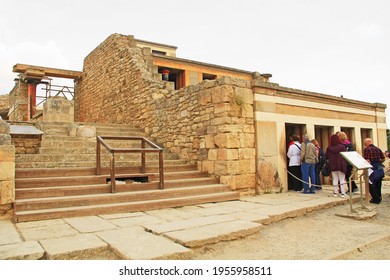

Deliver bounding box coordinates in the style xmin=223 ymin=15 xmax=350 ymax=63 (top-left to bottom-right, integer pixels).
xmin=1 ymin=0 xmax=389 ymax=126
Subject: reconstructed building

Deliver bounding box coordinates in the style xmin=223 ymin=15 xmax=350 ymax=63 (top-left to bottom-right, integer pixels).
xmin=75 ymin=33 xmax=387 ymax=191
xmin=1 ymin=33 xmax=387 ymax=219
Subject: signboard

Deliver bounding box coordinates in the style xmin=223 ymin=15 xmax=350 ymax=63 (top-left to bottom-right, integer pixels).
xmin=340 ymin=151 xmax=372 ymax=170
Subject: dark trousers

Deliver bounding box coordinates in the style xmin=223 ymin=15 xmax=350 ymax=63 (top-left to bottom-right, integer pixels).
xmin=369 ymin=180 xmax=382 ymax=203
xmin=314 ymin=163 xmax=322 ymax=187
xmin=288 ymin=165 xmax=302 ymax=191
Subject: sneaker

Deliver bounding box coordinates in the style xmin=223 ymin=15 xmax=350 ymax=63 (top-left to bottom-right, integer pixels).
xmin=333 ymin=193 xmax=338 ymax=197
xmin=341 ymin=194 xmax=345 ymax=198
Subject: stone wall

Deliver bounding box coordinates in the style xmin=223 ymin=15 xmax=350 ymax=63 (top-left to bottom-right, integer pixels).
xmin=0 ymin=120 xmax=15 ymax=216
xmin=0 ymin=94 xmax=9 ymax=118
xmin=8 ymin=81 xmax=28 ymax=121
xmin=11 ymin=135 xmax=41 ymax=154
xmin=77 ymin=34 xmax=256 ymax=191
xmin=148 ymin=77 xmax=256 ymax=190
xmin=75 ymin=33 xmax=163 ymax=125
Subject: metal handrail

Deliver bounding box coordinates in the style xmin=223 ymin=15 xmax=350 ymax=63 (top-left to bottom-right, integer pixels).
xmin=96 ymin=136 xmax=164 ymax=193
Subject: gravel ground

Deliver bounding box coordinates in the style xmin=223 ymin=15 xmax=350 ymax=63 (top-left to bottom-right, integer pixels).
xmin=191 ymin=182 xmax=390 ymax=260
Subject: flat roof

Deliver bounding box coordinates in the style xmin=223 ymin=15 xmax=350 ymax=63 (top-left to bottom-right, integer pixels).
xmin=13 ymin=64 xmax=83 ymax=79
xmin=10 ymin=125 xmax=43 ymax=135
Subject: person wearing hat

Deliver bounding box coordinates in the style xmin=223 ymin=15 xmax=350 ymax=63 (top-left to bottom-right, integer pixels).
xmin=300 ymin=134 xmax=318 ymax=194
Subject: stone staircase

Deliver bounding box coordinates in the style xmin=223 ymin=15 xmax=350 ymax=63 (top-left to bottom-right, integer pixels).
xmin=13 ymin=122 xmax=239 ymax=222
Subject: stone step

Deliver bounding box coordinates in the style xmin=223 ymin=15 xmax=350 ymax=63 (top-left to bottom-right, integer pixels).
xmin=15 ymin=167 xmax=202 ymax=178
xmin=15 ymin=174 xmax=217 ymax=189
xmin=36 ymin=147 xmax=178 ymax=160
xmin=15 ymin=160 xmax=197 ymax=169
xmin=13 ymin=192 xmax=240 ymax=222
xmin=14 ymin=184 xmax=233 ymax=211
xmin=15 ymin=153 xmax=184 ymax=164
xmin=36 ymin=122 xmax=146 ymax=137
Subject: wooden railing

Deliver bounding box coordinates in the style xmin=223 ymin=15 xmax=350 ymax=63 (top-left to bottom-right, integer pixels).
xmin=96 ymin=136 xmax=164 ymax=193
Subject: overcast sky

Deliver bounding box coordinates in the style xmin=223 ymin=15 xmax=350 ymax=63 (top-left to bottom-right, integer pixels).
xmin=1 ymin=0 xmax=389 ymax=125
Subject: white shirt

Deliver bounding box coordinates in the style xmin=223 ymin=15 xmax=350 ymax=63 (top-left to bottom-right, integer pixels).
xmin=287 ymin=141 xmax=301 ymax=166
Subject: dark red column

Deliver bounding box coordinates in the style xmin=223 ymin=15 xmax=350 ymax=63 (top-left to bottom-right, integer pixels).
xmin=26 ymin=79 xmax=40 ymax=119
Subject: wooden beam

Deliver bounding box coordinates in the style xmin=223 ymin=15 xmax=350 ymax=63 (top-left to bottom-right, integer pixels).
xmin=13 ymin=63 xmax=83 ymax=79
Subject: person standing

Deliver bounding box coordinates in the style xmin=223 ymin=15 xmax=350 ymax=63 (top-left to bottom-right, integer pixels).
xmin=311 ymin=139 xmax=325 ymax=190
xmin=338 ymin=132 xmax=359 ymax=193
xmin=363 ymin=138 xmax=385 ymax=204
xmin=300 ymin=134 xmax=318 ymax=194
xmin=287 ymin=135 xmax=302 ymax=192
xmin=326 ymin=134 xmax=347 ymax=198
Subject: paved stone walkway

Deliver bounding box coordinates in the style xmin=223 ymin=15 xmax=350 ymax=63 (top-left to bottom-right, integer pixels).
xmin=1 ymin=184 xmax=388 ymax=260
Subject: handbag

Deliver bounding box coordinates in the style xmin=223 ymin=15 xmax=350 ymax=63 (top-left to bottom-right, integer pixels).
xmin=321 ymin=162 xmax=331 ymax=177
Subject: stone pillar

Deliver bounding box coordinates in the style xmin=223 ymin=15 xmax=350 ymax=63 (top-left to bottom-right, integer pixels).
xmin=199 ymin=83 xmax=256 ymax=191
xmin=0 ymin=120 xmax=15 ymax=216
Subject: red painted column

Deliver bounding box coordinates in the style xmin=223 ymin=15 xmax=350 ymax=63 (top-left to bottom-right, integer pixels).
xmin=26 ymin=79 xmax=40 ymax=120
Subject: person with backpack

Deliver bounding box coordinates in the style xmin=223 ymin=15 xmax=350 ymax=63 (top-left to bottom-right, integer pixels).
xmin=300 ymin=134 xmax=318 ymax=194
xmin=338 ymin=132 xmax=358 ymax=193
xmin=311 ymin=139 xmax=325 ymax=191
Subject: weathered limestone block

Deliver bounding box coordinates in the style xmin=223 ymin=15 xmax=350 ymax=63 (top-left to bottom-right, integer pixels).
xmin=0 ymin=180 xmax=15 ymax=204
xmin=0 ymin=134 xmax=11 ymax=145
xmin=211 ymin=85 xmax=234 ymax=103
xmin=239 ymin=148 xmax=256 ymax=159
xmin=0 ymin=139 xmax=15 ymax=207
xmin=241 ymin=104 xmax=254 ymax=118
xmin=217 ymin=124 xmax=243 ymax=133
xmin=43 ymin=96 xmax=74 ymax=123
xmin=240 ymin=133 xmax=255 ymax=148
xmin=215 ymin=161 xmax=239 ymax=175
xmin=77 ymin=125 xmax=96 ymax=138
xmin=234 ymin=87 xmax=254 ymax=104
xmin=198 ymin=91 xmax=212 ymax=105
xmin=238 ymin=159 xmax=252 ymax=174
xmin=214 ymin=103 xmax=232 ymax=115
xmin=220 ymin=174 xmax=256 ymax=190
xmin=217 ymin=149 xmax=239 ymax=160
xmin=192 ymin=138 xmax=200 ymax=149
xmin=0 ymin=122 xmax=10 ymax=134
xmin=214 ymin=133 xmax=240 ymax=148
xmin=0 ymin=162 xmax=15 ymax=181
xmin=201 ymin=160 xmax=215 ymax=174
xmin=0 ymin=145 xmax=15 ymax=162
xmin=207 ymin=149 xmax=218 ymax=161
xmin=210 ymin=117 xmax=231 ymax=126
xmin=256 ymin=160 xmax=281 ymax=193
xmin=204 ymin=135 xmax=215 ymax=149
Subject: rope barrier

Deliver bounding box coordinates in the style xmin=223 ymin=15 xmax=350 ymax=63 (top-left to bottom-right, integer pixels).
xmin=285 ymin=165 xmax=390 ymax=188
xmin=285 ymin=168 xmax=355 ymax=188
